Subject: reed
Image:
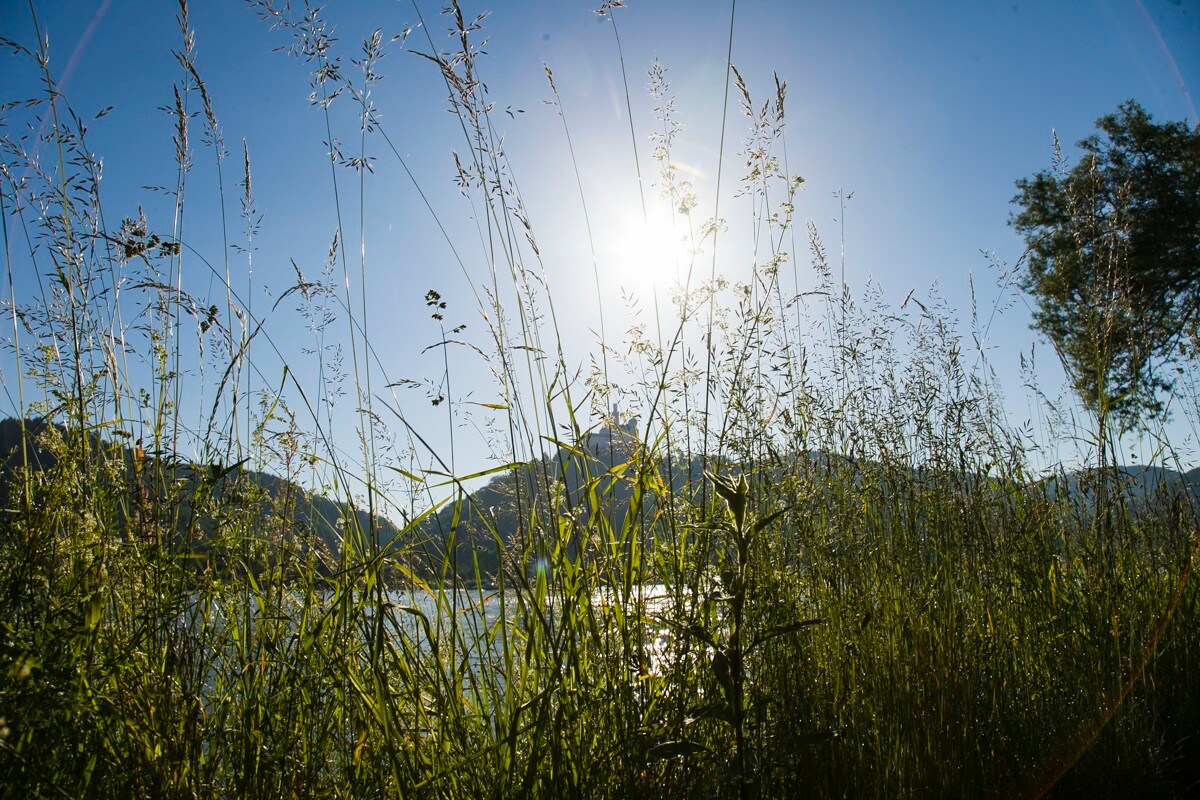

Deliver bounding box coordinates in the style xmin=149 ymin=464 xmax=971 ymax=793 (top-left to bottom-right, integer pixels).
xmin=1 ymin=2 xmax=1197 ymax=798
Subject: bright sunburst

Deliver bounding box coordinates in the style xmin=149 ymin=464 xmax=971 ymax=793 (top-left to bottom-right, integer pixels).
xmin=602 ymin=202 xmax=697 ymax=299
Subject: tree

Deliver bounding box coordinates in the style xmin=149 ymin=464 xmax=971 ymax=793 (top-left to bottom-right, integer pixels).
xmin=1010 ymin=100 xmax=1200 ymax=431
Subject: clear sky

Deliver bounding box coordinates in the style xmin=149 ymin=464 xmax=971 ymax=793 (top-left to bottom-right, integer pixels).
xmin=2 ymin=1 xmax=1198 ymax=486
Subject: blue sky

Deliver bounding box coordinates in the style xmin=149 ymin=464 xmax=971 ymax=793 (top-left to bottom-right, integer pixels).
xmin=2 ymin=1 xmax=1198 ymax=484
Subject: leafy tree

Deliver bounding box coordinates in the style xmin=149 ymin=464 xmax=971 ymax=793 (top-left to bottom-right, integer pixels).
xmin=1010 ymin=100 xmax=1200 ymax=430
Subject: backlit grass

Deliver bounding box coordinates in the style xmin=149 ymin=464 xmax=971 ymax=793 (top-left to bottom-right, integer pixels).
xmin=1 ymin=3 xmax=1198 ymax=798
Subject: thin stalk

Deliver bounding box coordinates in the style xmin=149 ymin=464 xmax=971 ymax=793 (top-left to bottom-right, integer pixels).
xmin=701 ymin=0 xmax=737 ymax=493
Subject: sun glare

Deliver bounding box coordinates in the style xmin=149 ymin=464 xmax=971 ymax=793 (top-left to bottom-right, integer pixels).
xmin=603 ymin=204 xmax=696 ymax=299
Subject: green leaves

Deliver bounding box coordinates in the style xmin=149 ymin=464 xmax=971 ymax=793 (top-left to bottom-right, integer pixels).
xmin=648 ymin=740 xmax=710 ymax=760
xmin=749 ymin=507 xmax=790 ymax=539
xmin=711 ymin=647 xmax=734 ymax=700
xmin=747 ymin=617 xmax=823 ymax=655
xmin=1010 ymin=100 xmax=1200 ymax=427
xmin=707 ymin=469 xmax=751 ymax=533
xmin=700 ymin=469 xmax=812 ymax=794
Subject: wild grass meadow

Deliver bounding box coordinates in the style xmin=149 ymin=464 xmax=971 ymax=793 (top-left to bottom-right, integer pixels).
xmin=1 ymin=2 xmax=1198 ymax=798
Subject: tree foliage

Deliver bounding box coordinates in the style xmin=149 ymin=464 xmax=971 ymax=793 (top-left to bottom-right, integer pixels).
xmin=1011 ymin=100 xmax=1200 ymax=427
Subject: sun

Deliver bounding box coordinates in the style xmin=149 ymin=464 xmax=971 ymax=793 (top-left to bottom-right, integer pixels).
xmin=602 ymin=202 xmax=697 ymax=299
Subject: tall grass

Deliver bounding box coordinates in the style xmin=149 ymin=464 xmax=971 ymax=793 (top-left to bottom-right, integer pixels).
xmin=1 ymin=2 xmax=1198 ymax=798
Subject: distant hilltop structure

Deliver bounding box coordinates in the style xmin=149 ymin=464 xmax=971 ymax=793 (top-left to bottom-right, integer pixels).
xmin=583 ymin=404 xmax=639 ymax=462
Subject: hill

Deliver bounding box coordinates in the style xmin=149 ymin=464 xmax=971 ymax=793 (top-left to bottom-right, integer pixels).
xmin=0 ymin=417 xmax=403 ymax=577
